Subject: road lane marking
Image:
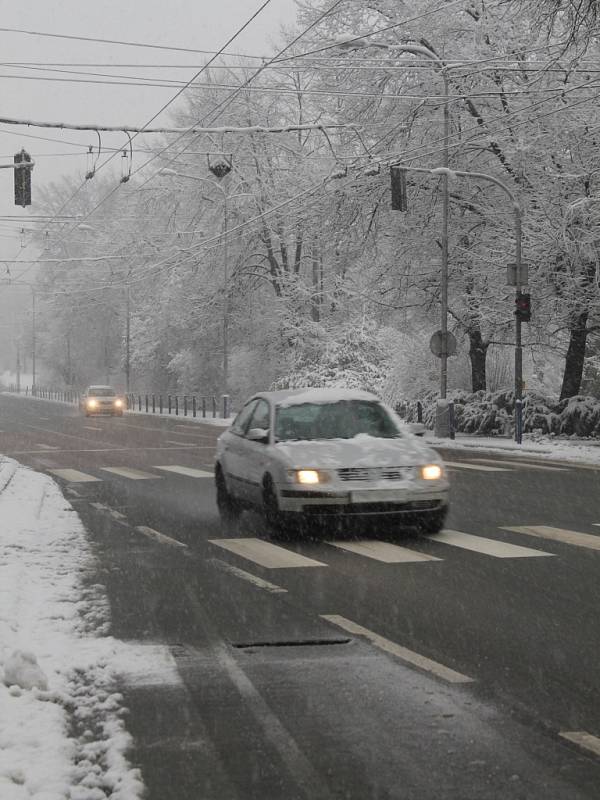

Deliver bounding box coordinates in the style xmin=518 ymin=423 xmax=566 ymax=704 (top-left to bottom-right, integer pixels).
xmin=83 ymin=425 xmax=102 ymax=431
xmin=90 ymin=502 xmax=128 ymax=522
xmin=49 ymin=468 xmax=101 ymax=483
xmin=445 ymin=461 xmax=510 ymax=472
xmin=6 ymin=445 xmax=216 ymax=455
xmin=327 ymin=539 xmax=441 ymax=563
xmin=101 ymin=467 xmax=160 ymax=480
xmin=35 ymin=443 xmax=59 ymax=450
xmin=154 ymin=465 xmax=213 ymax=478
xmin=135 ymin=525 xmax=188 ymax=550
xmin=428 ymin=529 xmax=554 ymax=558
xmin=471 ymin=458 xmax=568 ymax=472
xmin=503 ymin=525 xmax=600 ymax=552
xmin=165 ymin=440 xmax=196 ymax=447
xmin=209 ymin=538 xmax=327 ymax=569
xmin=321 ymin=615 xmax=473 ymax=684
xmin=208 ymin=558 xmax=287 ymax=593
xmin=559 ymin=731 xmax=600 ymax=757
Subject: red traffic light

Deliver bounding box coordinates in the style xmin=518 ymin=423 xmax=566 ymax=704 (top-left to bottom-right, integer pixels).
xmin=515 ymin=293 xmax=531 ymax=322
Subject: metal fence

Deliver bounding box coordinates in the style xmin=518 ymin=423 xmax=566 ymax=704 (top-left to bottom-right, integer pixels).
xmin=6 ymin=385 xmax=232 ymax=419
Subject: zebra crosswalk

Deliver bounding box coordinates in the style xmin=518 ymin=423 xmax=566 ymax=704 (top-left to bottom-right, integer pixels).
xmin=209 ymin=528 xmax=555 ymax=571
xmin=49 ymin=464 xmax=215 ymax=482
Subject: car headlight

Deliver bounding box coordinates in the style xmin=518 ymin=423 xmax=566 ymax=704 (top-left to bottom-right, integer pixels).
xmin=87 ymin=399 xmax=97 ymax=409
xmin=290 ymin=469 xmax=330 ymax=485
xmin=420 ymin=464 xmax=444 ymax=480
xmin=114 ymin=399 xmax=123 ymax=408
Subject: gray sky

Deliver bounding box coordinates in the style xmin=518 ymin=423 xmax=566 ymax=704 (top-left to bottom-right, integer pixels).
xmin=0 ymin=0 xmax=299 ymax=263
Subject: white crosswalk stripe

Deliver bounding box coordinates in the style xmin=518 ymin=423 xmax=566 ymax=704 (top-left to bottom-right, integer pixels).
xmin=503 ymin=525 xmax=600 ymax=552
xmin=445 ymin=461 xmax=510 ymax=472
xmin=327 ymin=539 xmax=441 ymax=563
xmin=101 ymin=466 xmax=160 ymax=480
xmin=209 ymin=538 xmax=327 ymax=569
xmin=154 ymin=465 xmax=213 ymax=478
xmin=50 ymin=468 xmax=101 ymax=483
xmin=427 ymin=529 xmax=554 ymax=558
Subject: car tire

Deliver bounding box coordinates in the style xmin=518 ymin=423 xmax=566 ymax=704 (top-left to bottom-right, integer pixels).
xmin=216 ymin=466 xmax=241 ymax=525
xmin=262 ymin=475 xmax=288 ymax=535
xmin=418 ymin=507 xmax=448 ymax=535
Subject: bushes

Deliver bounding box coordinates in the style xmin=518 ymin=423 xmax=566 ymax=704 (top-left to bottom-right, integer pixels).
xmin=401 ymin=390 xmax=600 ymax=437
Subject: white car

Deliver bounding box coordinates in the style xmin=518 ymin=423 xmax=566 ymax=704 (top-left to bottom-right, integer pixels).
xmin=215 ymin=388 xmax=449 ymax=533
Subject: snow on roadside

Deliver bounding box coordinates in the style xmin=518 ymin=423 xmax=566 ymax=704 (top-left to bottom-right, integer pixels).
xmin=0 ymin=456 xmax=145 ymax=800
xmin=426 ymin=432 xmax=600 ymax=467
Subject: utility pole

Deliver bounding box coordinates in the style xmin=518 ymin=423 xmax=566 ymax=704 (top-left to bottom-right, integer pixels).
xmin=31 ymin=288 xmax=36 ymax=391
xmin=16 ymin=340 xmax=21 ymax=393
xmin=222 ymin=199 xmax=229 ymax=395
xmin=125 ymin=284 xmax=131 ymax=394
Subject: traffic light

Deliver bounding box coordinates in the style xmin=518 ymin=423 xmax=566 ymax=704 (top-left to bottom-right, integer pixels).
xmin=14 ymin=149 xmax=32 ymax=207
xmin=390 ymin=166 xmax=408 ymax=211
xmin=515 ymin=293 xmax=531 ymax=322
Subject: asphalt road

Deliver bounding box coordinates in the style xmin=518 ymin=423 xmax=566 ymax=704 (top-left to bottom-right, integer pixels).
xmin=2 ymin=392 xmax=600 ymax=799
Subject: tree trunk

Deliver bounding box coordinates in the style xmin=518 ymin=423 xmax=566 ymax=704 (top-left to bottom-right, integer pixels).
xmin=560 ymin=311 xmax=588 ymax=400
xmin=468 ymin=329 xmax=488 ymax=392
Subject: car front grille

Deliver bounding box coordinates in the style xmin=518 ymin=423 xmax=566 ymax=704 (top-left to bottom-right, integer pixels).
xmin=337 ymin=466 xmax=413 ymax=482
xmin=302 ymin=500 xmax=442 ymax=516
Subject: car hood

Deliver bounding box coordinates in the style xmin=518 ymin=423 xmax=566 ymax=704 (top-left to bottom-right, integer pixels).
xmin=273 ymin=435 xmax=439 ymax=469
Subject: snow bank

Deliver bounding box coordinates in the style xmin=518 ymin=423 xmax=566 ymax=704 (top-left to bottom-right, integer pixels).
xmin=0 ymin=456 xmax=145 ymax=800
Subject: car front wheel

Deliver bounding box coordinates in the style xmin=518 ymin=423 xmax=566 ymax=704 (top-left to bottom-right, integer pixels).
xmin=418 ymin=507 xmax=448 ymax=535
xmin=215 ymin=467 xmax=241 ymax=525
xmin=262 ymin=475 xmax=290 ymax=534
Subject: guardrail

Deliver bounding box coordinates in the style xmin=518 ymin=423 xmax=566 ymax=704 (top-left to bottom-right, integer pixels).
xmin=5 ymin=384 xmax=232 ymax=419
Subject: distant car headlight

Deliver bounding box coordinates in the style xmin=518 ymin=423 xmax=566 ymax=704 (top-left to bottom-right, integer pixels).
xmin=114 ymin=398 xmax=123 ymax=408
xmin=291 ymin=469 xmax=330 ymax=485
xmin=420 ymin=464 xmax=443 ymax=480
xmin=87 ymin=399 xmax=97 ymax=409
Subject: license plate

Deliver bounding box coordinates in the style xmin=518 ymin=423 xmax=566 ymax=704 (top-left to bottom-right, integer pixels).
xmin=350 ymin=489 xmax=407 ymax=504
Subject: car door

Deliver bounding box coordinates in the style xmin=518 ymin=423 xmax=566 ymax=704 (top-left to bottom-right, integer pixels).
xmin=239 ymin=399 xmax=272 ymax=506
xmin=221 ymin=399 xmax=259 ymax=500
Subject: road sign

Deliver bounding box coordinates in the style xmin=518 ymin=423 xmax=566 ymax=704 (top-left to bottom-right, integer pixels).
xmin=429 ymin=330 xmax=457 ymax=358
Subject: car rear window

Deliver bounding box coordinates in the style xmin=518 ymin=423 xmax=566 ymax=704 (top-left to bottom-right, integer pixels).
xmin=274 ymin=400 xmax=401 ymax=442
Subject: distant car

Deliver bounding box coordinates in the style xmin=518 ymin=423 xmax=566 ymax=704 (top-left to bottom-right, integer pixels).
xmin=80 ymin=385 xmax=124 ymax=417
xmin=215 ymin=388 xmax=449 ymax=534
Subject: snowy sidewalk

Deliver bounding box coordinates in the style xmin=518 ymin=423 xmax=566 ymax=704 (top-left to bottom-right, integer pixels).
xmin=426 ymin=431 xmax=600 ymax=467
xmin=0 ymin=456 xmax=146 ymax=800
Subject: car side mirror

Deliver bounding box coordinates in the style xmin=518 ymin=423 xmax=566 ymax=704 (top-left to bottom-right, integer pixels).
xmin=407 ymin=422 xmax=427 ymax=437
xmin=247 ymin=427 xmax=269 ymax=443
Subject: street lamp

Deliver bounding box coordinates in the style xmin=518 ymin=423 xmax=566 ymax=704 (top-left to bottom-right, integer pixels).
xmin=334 ymin=40 xmax=453 ymax=434
xmin=159 ymin=168 xmax=253 ymax=395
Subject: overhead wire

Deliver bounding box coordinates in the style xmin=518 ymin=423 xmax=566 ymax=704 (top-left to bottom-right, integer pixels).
xmin=9 ymin=0 xmax=277 ymax=281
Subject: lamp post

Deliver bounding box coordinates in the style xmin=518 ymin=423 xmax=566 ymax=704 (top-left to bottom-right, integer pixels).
xmin=334 ymin=40 xmax=452 ymax=432
xmin=159 ymin=168 xmax=253 ymax=394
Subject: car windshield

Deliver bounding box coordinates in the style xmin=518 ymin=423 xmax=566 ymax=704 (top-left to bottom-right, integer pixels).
xmin=274 ymin=400 xmax=401 ymax=442
xmin=89 ymin=387 xmax=116 ymax=397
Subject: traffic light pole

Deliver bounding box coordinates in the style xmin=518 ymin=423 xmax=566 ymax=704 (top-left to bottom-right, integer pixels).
xmin=391 ymin=164 xmax=524 ymax=442
xmin=514 ymin=211 xmax=524 ymax=444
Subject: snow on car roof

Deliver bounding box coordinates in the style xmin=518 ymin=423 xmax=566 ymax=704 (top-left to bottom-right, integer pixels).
xmin=263 ymin=388 xmax=380 ymax=407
